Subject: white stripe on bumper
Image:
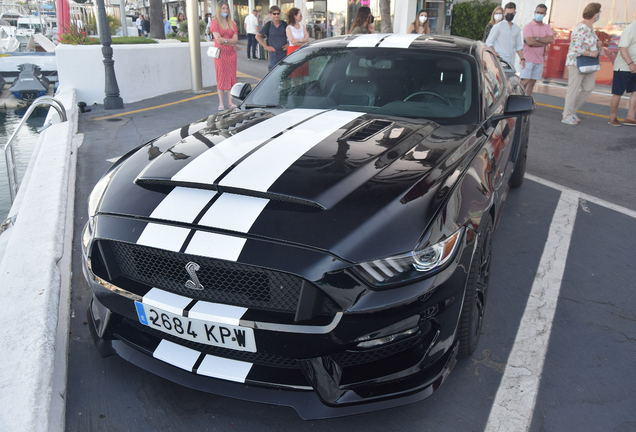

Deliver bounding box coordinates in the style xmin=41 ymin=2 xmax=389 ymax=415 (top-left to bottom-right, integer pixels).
xmin=153 ymin=340 xmax=201 ymax=372
xmin=187 ymin=301 xmax=247 ymax=326
xmin=197 ymin=355 xmax=253 ymax=383
xmin=143 ymin=288 xmax=193 ymax=315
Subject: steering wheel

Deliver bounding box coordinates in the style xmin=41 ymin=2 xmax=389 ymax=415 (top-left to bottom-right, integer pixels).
xmin=404 ymin=91 xmax=452 ymax=106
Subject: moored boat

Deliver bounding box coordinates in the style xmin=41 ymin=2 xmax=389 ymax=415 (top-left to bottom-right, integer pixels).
xmin=8 ymin=63 xmax=49 ymax=100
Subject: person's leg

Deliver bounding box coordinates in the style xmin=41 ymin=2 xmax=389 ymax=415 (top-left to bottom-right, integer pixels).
xmin=525 ymin=79 xmax=537 ymax=96
xmin=574 ymin=71 xmax=596 ymax=112
xmin=218 ymin=90 xmax=226 ymax=109
xmin=563 ymin=66 xmax=585 ymax=120
xmin=626 ymin=91 xmax=636 ymax=122
xmin=246 ymin=34 xmax=253 ymax=59
xmin=609 ymin=94 xmax=622 ymax=122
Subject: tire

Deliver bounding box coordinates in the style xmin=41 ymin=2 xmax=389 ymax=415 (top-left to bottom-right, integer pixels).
xmin=510 ymin=117 xmax=529 ymax=188
xmin=457 ymin=214 xmax=493 ymax=358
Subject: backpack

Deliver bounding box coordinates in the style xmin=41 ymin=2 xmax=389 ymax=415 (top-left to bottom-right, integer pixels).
xmin=261 ymin=19 xmax=287 ymax=40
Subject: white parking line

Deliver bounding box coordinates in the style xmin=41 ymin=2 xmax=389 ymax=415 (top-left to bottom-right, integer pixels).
xmin=526 ymin=174 xmax=636 ymax=219
xmin=486 ymin=190 xmax=579 ymax=432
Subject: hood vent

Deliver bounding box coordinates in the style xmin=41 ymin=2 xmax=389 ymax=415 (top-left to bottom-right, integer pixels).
xmin=346 ymin=120 xmax=393 ymax=142
xmin=135 ymin=178 xmax=325 ymax=210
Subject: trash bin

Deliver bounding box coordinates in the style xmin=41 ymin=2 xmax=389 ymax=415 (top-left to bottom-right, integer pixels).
xmin=544 ymin=37 xmax=569 ymax=79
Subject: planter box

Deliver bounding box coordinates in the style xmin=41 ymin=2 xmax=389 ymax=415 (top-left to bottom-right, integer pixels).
xmin=56 ymin=42 xmax=217 ymax=105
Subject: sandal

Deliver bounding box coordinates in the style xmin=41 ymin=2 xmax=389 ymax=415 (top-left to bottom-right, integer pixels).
xmin=561 ymin=117 xmax=578 ymax=125
xmin=218 ymin=105 xmax=226 ymax=111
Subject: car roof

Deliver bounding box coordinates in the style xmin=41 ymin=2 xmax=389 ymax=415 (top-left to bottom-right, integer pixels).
xmin=307 ymin=33 xmax=477 ymax=56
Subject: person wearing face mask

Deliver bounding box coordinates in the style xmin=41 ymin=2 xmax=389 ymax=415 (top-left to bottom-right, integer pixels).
xmin=562 ymin=2 xmax=604 ymax=125
xmin=210 ymin=2 xmax=239 ymax=110
xmin=408 ymin=10 xmax=430 ymax=35
xmin=485 ymin=2 xmax=525 ymax=72
xmin=483 ymin=6 xmax=504 ymax=42
xmin=521 ymin=4 xmax=554 ymax=96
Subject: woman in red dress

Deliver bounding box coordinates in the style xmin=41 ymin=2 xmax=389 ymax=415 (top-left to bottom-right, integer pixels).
xmin=210 ymin=2 xmax=238 ymax=110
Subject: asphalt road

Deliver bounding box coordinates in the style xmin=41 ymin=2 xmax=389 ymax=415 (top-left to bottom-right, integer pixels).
xmin=66 ymin=55 xmax=636 ymax=431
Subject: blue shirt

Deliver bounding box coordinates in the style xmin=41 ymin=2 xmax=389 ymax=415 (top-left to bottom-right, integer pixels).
xmin=164 ymin=19 xmax=172 ymax=35
xmin=485 ymin=20 xmax=523 ymax=67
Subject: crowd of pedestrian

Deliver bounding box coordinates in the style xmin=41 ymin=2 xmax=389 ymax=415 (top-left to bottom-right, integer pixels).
xmin=129 ymin=2 xmax=635 ymax=122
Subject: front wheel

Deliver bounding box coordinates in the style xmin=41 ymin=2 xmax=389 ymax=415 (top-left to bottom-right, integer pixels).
xmin=457 ymin=215 xmax=493 ymax=358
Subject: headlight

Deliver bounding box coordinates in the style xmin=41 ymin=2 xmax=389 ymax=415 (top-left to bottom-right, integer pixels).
xmin=87 ymin=169 xmax=117 ymax=219
xmin=354 ymin=227 xmax=464 ymax=287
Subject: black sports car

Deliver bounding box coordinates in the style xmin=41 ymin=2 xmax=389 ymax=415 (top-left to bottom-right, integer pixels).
xmin=82 ymin=34 xmax=534 ymax=419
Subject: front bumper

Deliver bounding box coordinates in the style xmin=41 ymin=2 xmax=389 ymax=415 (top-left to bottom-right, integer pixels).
xmin=82 ymin=222 xmax=476 ymax=419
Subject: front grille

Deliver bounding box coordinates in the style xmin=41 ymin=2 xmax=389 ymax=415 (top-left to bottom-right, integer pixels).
xmin=102 ymin=240 xmax=337 ymax=315
xmin=331 ymin=336 xmax=422 ymax=367
xmin=126 ymin=318 xmax=300 ymax=369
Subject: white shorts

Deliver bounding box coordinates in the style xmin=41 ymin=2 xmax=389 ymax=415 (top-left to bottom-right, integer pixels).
xmin=520 ymin=62 xmax=544 ymax=80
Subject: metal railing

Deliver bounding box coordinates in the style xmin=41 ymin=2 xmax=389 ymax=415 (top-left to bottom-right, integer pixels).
xmin=3 ymin=96 xmax=68 ymax=205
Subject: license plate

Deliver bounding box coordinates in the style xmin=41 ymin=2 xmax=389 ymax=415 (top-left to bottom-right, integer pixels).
xmin=134 ymin=302 xmax=256 ymax=352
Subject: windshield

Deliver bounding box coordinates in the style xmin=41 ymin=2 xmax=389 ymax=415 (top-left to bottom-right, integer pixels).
xmin=244 ymin=46 xmax=478 ymax=124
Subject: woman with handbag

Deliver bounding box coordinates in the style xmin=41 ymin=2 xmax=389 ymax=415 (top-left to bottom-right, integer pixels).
xmin=562 ymin=2 xmax=603 ymax=125
xmin=209 ymin=2 xmax=238 ymax=110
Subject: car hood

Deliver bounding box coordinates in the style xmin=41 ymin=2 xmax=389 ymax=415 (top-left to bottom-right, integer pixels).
xmin=97 ymin=108 xmax=479 ymax=263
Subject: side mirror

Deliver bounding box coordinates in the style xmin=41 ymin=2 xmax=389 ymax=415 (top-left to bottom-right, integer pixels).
xmin=230 ymin=82 xmax=252 ymax=102
xmin=491 ymin=95 xmax=535 ymax=123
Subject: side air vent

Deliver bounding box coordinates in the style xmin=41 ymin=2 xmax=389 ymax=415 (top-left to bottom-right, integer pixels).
xmin=346 ymin=120 xmax=393 ymax=142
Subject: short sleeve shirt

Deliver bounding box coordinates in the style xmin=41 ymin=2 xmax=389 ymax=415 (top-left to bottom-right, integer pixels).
xmin=245 ymin=13 xmax=258 ymax=34
xmin=259 ymin=20 xmax=288 ymax=56
xmin=522 ymin=20 xmax=554 ymax=64
xmin=613 ymin=20 xmax=636 ymax=71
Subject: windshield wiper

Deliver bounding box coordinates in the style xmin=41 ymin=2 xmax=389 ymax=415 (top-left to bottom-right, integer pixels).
xmin=243 ymin=104 xmax=285 ymax=109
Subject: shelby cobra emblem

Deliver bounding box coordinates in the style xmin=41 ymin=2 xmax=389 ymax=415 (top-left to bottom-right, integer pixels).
xmin=184 ymin=262 xmax=204 ymax=290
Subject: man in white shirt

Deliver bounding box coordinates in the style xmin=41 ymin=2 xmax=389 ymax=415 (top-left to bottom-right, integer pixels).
xmin=608 ymin=19 xmax=636 ymax=126
xmin=244 ymin=9 xmax=260 ymax=60
xmin=486 ymin=2 xmax=526 ymax=72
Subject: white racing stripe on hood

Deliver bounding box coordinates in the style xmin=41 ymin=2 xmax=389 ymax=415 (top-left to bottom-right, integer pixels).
xmin=347 ymin=33 xmax=386 ymax=47
xmin=137 ymin=223 xmax=191 ymax=252
xmin=153 ymin=340 xmax=201 ymax=372
xmin=198 ymin=194 xmax=269 ymax=233
xmin=171 ymin=109 xmax=325 ymax=186
xmin=219 ymin=110 xmax=363 ymax=192
xmin=150 ymin=187 xmax=218 ymax=223
xmin=197 ymin=355 xmax=252 ymax=383
xmin=185 ymin=231 xmax=247 ymax=261
xmin=378 ymin=33 xmax=421 ymax=48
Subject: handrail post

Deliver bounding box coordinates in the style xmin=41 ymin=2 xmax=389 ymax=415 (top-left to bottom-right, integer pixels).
xmin=3 ymin=96 xmax=68 ymax=205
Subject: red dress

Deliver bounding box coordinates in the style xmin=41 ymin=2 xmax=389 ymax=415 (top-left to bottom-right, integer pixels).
xmin=210 ymin=18 xmax=237 ymax=90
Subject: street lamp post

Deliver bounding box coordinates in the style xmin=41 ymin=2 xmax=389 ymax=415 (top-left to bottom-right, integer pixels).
xmin=96 ymin=0 xmax=124 ymax=109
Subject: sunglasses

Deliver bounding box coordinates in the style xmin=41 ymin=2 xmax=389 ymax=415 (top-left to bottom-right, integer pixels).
xmin=271 ymin=12 xmax=280 ymax=15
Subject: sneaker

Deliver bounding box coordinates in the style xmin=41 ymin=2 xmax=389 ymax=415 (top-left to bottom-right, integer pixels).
xmin=561 ymin=117 xmax=578 ymax=125
xmin=607 ymin=119 xmax=621 ymax=126
xmin=572 ymin=113 xmax=580 ymax=122
xmin=623 ymin=119 xmax=636 ymax=126
xmin=247 ymin=57 xmax=251 ymax=60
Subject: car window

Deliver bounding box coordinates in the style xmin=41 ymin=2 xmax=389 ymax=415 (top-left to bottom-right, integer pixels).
xmin=482 ymin=51 xmax=504 ymax=110
xmin=244 ymin=47 xmax=479 ymax=124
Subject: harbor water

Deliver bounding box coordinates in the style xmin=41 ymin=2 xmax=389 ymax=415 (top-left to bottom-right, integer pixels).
xmin=0 ymin=107 xmax=46 ymax=220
